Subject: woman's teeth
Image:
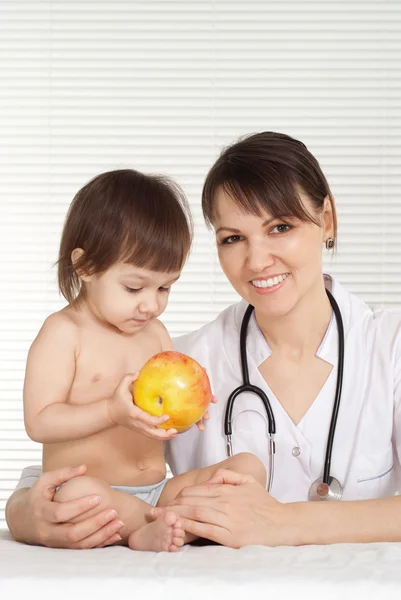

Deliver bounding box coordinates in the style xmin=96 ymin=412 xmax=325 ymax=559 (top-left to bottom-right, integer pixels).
xmin=251 ymin=273 xmax=289 ymax=288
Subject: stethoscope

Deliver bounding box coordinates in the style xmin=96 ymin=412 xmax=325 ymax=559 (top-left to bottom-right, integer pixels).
xmin=224 ymin=288 xmax=345 ymax=501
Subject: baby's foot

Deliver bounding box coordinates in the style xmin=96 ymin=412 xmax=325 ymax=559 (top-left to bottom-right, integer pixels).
xmin=128 ymin=511 xmax=185 ymax=552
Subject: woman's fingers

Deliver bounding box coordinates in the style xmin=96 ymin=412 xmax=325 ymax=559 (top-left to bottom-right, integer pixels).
xmin=38 ymin=465 xmax=88 ymax=500
xmin=178 ymin=517 xmax=227 ymax=546
xmin=95 ymin=532 xmax=123 ymax=548
xmin=154 ymin=503 xmax=229 ymax=526
xmin=151 ymin=503 xmax=236 ymax=546
xmin=205 ymin=468 xmax=256 ymax=486
xmin=171 ymin=492 xmax=234 ymax=509
xmin=174 ymin=478 xmax=246 ymax=499
xmin=153 ymin=504 xmax=231 ymax=545
xmin=47 ymin=493 xmax=102 ymax=524
xmin=59 ymin=512 xmax=125 ymax=549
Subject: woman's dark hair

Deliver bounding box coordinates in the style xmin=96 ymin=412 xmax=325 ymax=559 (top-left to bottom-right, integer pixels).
xmin=58 ymin=169 xmax=193 ymax=302
xmin=202 ymin=131 xmax=337 ymax=239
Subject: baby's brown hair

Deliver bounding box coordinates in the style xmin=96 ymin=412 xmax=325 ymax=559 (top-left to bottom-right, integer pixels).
xmin=57 ymin=169 xmax=193 ymax=302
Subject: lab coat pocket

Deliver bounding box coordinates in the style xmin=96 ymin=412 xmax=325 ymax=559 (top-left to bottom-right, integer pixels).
xmin=356 ymin=443 xmax=395 ymax=499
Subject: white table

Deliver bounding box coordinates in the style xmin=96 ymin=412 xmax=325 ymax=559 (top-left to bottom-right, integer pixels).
xmin=1 ymin=528 xmax=401 ymax=599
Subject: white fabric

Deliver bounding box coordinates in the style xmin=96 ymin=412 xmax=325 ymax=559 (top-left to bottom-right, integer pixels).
xmin=168 ymin=276 xmax=401 ymax=502
xmin=1 ymin=528 xmax=401 ymax=599
xmin=13 ymin=464 xmax=57 ymax=491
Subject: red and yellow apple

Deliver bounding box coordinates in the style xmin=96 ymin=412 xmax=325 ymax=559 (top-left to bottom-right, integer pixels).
xmin=133 ymin=350 xmax=212 ymax=431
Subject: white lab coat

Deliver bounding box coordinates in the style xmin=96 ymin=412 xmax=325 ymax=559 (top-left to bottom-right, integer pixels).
xmin=167 ymin=275 xmax=401 ymax=502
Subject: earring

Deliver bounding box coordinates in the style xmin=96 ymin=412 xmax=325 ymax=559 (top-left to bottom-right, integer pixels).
xmin=325 ymin=238 xmax=335 ymax=250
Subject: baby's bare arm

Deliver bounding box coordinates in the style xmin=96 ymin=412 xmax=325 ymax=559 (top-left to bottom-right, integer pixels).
xmin=24 ymin=313 xmax=177 ymax=443
xmin=24 ymin=313 xmax=114 ymax=443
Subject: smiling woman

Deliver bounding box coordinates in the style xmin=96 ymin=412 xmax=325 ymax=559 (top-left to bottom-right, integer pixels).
xmin=6 ymin=132 xmax=401 ymax=550
xmin=205 ymin=132 xmax=337 ymax=323
xmin=163 ymin=132 xmax=401 ymax=546
xmin=213 ymin=188 xmax=332 ymax=322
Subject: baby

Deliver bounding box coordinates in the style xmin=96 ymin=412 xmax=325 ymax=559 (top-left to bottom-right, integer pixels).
xmin=23 ymin=169 xmax=266 ymax=551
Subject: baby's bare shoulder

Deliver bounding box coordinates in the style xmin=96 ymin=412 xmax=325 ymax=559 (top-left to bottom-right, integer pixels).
xmin=145 ymin=319 xmax=173 ymax=351
xmin=34 ymin=309 xmax=79 ymax=347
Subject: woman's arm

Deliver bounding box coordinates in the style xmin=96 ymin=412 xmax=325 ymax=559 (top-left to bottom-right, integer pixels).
xmin=153 ymin=469 xmax=401 ymax=547
xmin=292 ymin=493 xmax=401 ymax=545
xmin=5 ymin=465 xmax=124 ymax=548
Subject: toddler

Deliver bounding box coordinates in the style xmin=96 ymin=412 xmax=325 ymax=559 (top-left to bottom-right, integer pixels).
xmin=23 ymin=169 xmax=266 ymax=551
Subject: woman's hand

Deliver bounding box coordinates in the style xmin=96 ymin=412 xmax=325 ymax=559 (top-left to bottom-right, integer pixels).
xmin=6 ymin=465 xmax=124 ymax=549
xmin=108 ymin=373 xmax=177 ymax=440
xmin=152 ymin=469 xmax=300 ymax=548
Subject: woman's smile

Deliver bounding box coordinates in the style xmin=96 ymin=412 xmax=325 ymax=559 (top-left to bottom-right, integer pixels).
xmin=250 ymin=272 xmax=290 ymax=294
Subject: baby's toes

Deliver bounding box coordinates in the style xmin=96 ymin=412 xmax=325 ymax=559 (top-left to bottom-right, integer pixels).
xmin=163 ymin=510 xmax=178 ymax=527
xmin=172 ymin=525 xmax=185 ymax=548
xmin=172 ymin=536 xmax=185 ymax=549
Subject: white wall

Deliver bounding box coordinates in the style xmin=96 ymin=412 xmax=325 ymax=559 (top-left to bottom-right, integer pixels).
xmin=1 ymin=0 xmax=400 ymax=528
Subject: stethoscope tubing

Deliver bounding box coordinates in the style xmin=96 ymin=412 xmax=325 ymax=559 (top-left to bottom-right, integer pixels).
xmin=224 ymin=304 xmax=276 ymax=436
xmin=322 ymin=290 xmax=344 ymax=484
xmin=224 ymin=288 xmax=344 ymax=491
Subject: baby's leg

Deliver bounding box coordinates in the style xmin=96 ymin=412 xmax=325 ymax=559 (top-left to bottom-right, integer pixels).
xmin=54 ymin=476 xmax=184 ymax=552
xmin=152 ymin=452 xmax=266 ymax=546
xmin=158 ymin=452 xmax=267 ymax=508
xmin=218 ymin=452 xmax=267 ymax=486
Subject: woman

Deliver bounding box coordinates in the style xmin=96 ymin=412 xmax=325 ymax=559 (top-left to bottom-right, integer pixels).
xmin=6 ymin=132 xmax=401 ymax=548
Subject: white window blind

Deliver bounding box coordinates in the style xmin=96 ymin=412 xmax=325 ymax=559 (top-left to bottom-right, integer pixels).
xmin=1 ymin=0 xmax=400 ymax=529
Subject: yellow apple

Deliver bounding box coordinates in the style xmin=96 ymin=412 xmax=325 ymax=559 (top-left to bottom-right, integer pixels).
xmin=133 ymin=350 xmax=212 ymax=431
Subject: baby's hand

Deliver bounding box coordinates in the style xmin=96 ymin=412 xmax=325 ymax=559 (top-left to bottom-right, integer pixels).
xmin=107 ymin=373 xmax=177 ymax=440
xmin=195 ymin=394 xmax=217 ymax=432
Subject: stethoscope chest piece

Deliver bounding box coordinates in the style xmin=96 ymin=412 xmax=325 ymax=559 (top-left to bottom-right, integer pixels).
xmin=308 ymin=476 xmax=343 ymax=501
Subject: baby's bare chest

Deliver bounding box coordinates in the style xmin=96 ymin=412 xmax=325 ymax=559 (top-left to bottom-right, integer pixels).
xmin=69 ymin=327 xmax=162 ymax=403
